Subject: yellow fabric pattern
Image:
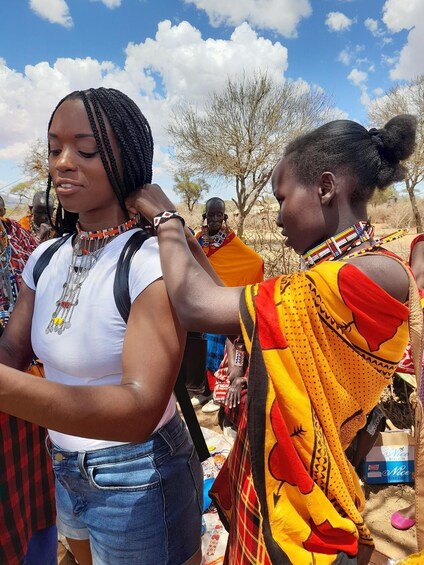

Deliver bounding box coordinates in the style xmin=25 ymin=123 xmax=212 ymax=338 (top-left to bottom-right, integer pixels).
xmin=238 ymin=260 xmax=409 ymax=564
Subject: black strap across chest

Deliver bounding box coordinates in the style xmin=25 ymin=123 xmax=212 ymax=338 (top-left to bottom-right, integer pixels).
xmin=33 ymin=230 xmax=209 ymax=461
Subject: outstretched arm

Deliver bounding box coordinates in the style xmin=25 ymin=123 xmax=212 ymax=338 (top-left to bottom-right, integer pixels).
xmin=127 ymin=184 xmax=242 ymax=335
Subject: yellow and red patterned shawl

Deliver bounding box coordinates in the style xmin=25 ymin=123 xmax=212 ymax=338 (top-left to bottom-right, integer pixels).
xmin=212 ymin=260 xmax=409 ymax=564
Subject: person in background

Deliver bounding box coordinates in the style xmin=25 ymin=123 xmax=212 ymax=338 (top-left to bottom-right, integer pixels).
xmin=19 ymin=190 xmax=56 ymax=242
xmin=126 ymin=114 xmax=417 ymax=564
xmin=0 ymin=196 xmax=6 ymax=217
xmin=0 ymin=87 xmax=207 ymax=565
xmin=0 ymin=216 xmax=57 ymax=565
xmin=192 ymin=197 xmax=264 ymax=413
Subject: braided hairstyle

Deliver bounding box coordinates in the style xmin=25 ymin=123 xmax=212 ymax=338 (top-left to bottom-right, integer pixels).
xmin=284 ymin=114 xmax=417 ymax=203
xmin=45 ymin=87 xmax=154 ymax=235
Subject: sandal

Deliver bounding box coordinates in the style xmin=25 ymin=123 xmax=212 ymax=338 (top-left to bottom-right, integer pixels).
xmin=390 ymin=510 xmax=416 ymax=530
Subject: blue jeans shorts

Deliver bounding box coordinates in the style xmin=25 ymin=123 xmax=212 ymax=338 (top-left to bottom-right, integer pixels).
xmin=47 ymin=412 xmax=203 ymax=564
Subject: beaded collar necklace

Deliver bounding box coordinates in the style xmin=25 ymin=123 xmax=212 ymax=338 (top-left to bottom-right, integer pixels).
xmin=46 ymin=216 xmax=137 ymax=334
xmin=302 ymin=221 xmax=374 ymax=268
xmin=200 ymin=228 xmax=227 ymax=249
xmin=76 ymin=216 xmax=137 ymax=241
xmin=29 ymin=217 xmax=39 ymax=237
xmin=344 ymin=228 xmax=408 ymax=259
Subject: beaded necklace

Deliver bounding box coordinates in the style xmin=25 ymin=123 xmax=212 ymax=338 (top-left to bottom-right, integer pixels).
xmin=29 ymin=216 xmax=39 ymax=237
xmin=200 ymin=228 xmax=228 ymax=249
xmin=344 ymin=228 xmax=408 ymax=260
xmin=0 ymin=225 xmax=18 ymax=329
xmin=46 ymin=217 xmax=137 ymax=335
xmin=302 ymin=221 xmax=374 ymax=267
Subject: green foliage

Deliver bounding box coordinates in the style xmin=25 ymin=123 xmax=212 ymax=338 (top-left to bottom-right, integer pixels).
xmin=9 ymin=180 xmax=35 ymax=201
xmin=173 ymin=170 xmax=209 ymax=211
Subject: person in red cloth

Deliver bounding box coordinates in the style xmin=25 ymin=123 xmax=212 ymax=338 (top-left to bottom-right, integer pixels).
xmin=0 ymin=217 xmax=57 ymax=565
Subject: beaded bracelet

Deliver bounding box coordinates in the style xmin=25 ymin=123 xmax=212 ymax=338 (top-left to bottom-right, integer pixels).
xmin=234 ymin=349 xmax=245 ymax=367
xmin=152 ymin=211 xmax=185 ymax=234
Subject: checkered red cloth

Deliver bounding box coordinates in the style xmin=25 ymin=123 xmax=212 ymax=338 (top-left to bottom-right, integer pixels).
xmin=0 ymin=218 xmax=56 ymax=564
xmin=210 ymin=407 xmax=272 ymax=564
xmin=0 ymin=415 xmax=56 ymax=564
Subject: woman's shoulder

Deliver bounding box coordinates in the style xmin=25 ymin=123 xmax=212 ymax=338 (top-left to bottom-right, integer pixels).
xmin=347 ymin=252 xmax=409 ymax=303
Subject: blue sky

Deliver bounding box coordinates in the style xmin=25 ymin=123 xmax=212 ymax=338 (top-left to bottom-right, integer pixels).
xmin=0 ymin=0 xmax=422 ymax=203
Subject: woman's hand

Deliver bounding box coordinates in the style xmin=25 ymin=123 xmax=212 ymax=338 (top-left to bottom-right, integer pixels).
xmin=126 ymin=184 xmax=177 ymax=223
xmin=225 ymin=376 xmax=247 ymax=409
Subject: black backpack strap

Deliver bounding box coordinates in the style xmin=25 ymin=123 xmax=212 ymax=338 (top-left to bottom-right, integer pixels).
xmin=33 ymin=233 xmax=73 ymax=287
xmin=114 ymin=230 xmax=152 ymax=323
xmin=114 ymin=230 xmax=210 ymax=462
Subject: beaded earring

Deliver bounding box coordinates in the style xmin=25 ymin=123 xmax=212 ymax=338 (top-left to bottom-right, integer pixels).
xmin=201 ymin=214 xmax=209 ymax=247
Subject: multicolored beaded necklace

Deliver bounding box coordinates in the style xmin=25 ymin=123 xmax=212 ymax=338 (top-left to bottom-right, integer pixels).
xmin=302 ymin=222 xmax=408 ymax=269
xmin=46 ymin=216 xmax=137 ymax=335
xmin=200 ymin=227 xmax=228 ymax=249
xmin=344 ymin=228 xmax=408 ymax=259
xmin=29 ymin=217 xmax=39 ymax=237
xmin=302 ymin=221 xmax=374 ymax=267
xmin=0 ymin=225 xmax=19 ymax=329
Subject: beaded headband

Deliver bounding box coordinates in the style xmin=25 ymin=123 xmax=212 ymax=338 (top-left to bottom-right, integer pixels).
xmin=302 ymin=221 xmax=374 ymax=267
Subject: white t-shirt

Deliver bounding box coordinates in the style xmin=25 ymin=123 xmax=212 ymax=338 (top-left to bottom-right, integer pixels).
xmin=23 ymin=229 xmax=176 ymax=451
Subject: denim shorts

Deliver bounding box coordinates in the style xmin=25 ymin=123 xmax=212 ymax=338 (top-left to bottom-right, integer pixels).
xmin=47 ymin=412 xmax=203 ymax=564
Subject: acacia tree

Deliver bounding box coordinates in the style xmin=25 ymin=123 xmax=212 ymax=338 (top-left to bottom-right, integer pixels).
xmin=168 ymin=72 xmax=334 ymax=237
xmin=173 ymin=170 xmax=209 ymax=211
xmin=368 ymin=76 xmax=424 ymax=233
xmin=11 ymin=138 xmax=49 ymax=201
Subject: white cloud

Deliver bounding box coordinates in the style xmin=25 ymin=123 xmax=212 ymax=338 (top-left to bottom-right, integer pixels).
xmin=183 ymin=0 xmax=312 ymax=37
xmin=98 ymin=0 xmax=122 ymax=7
xmin=29 ymin=0 xmax=73 ymax=27
xmin=325 ymin=12 xmax=353 ymax=32
xmin=338 ymin=49 xmax=351 ymax=65
xmin=347 ymin=68 xmax=368 ymax=86
xmin=373 ymin=87 xmax=384 ymax=96
xmin=383 ymin=0 xmax=424 ymax=79
xmin=347 ymin=69 xmax=370 ymax=109
xmin=364 ymin=18 xmax=379 ymax=34
xmin=123 ymin=20 xmax=288 ymax=110
xmin=0 ymin=20 xmax=290 ymax=187
xmin=29 ymin=0 xmax=122 ymax=28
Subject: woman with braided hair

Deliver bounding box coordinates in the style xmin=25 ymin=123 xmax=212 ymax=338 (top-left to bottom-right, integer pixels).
xmin=126 ymin=115 xmax=419 ymax=564
xmin=0 ymin=88 xmax=206 ymax=565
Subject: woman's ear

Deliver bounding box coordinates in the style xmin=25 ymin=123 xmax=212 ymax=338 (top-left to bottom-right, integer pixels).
xmin=224 ymin=214 xmax=228 ymax=221
xmin=319 ymin=172 xmax=336 ymax=206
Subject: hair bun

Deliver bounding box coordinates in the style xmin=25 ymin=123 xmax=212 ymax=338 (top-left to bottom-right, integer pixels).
xmin=368 ymin=128 xmax=385 ymax=149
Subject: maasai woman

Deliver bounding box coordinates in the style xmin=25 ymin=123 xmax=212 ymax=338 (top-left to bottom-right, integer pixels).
xmin=126 ymin=115 xmax=418 ymax=564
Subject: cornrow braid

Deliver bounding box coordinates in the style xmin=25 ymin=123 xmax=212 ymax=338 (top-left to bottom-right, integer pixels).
xmin=46 ymin=87 xmax=154 ymax=235
xmin=82 ymin=90 xmax=126 ymax=207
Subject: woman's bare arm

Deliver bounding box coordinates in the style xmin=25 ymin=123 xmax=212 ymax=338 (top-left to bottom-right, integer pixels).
xmin=0 ymin=282 xmax=37 ymax=370
xmin=0 ymin=279 xmax=188 ymax=442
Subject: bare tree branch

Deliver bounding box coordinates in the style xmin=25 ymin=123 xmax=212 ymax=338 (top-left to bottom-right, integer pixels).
xmin=168 ymin=72 xmax=334 ymax=237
